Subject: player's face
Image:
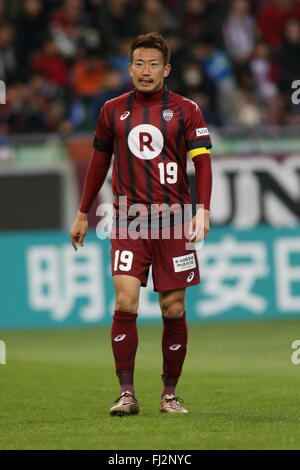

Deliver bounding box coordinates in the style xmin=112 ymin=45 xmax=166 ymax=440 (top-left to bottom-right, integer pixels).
xmin=129 ymin=48 xmax=171 ymax=94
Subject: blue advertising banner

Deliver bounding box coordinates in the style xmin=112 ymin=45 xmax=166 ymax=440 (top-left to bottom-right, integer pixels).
xmin=0 ymin=227 xmax=300 ymax=329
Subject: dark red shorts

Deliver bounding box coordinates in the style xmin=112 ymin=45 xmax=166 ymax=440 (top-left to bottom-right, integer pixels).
xmin=110 ymin=221 xmax=200 ymax=292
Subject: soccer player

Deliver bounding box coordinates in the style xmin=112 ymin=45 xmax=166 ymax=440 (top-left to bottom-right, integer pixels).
xmin=70 ymin=32 xmax=212 ymax=416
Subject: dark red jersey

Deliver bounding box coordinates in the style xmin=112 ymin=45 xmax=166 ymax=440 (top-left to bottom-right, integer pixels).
xmin=92 ymin=86 xmax=212 ymax=215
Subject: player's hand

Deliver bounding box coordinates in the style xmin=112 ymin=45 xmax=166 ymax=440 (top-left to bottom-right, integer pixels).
xmin=70 ymin=211 xmax=88 ymax=251
xmin=188 ymin=208 xmax=210 ymax=243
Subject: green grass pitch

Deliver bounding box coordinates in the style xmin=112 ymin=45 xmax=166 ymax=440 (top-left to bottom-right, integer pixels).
xmin=1 ymin=318 xmax=300 ymax=450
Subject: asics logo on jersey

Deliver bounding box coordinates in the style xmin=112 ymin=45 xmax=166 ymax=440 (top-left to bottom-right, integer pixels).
xmin=169 ymin=344 xmax=181 ymax=351
xmin=128 ymin=124 xmax=164 ymax=160
xmin=120 ymin=111 xmax=130 ymax=120
xmin=187 ymin=272 xmax=195 ymax=282
xmin=114 ymin=334 xmax=126 ymax=342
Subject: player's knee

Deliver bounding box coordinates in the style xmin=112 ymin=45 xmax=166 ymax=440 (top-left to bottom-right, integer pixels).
xmin=115 ymin=292 xmax=138 ymax=313
xmin=161 ymin=300 xmax=185 ymax=319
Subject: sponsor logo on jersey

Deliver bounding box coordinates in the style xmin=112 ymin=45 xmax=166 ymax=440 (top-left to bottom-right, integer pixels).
xmin=187 ymin=271 xmax=195 ymax=282
xmin=163 ymin=109 xmax=174 ymax=121
xmin=169 ymin=344 xmax=181 ymax=351
xmin=173 ymin=253 xmax=196 ymax=272
xmin=114 ymin=334 xmax=126 ymax=342
xmin=196 ymin=127 xmax=209 ymax=137
xmin=120 ymin=111 xmax=130 ymax=120
xmin=128 ymin=124 xmax=164 ymax=160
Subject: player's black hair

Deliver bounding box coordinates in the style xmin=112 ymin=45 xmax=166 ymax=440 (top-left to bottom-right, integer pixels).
xmin=130 ymin=32 xmax=171 ymax=65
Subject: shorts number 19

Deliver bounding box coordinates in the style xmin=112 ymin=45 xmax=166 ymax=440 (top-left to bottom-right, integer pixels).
xmin=114 ymin=250 xmax=133 ymax=271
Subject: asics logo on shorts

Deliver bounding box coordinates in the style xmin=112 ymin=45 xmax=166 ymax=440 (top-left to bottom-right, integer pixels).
xmin=169 ymin=344 xmax=181 ymax=351
xmin=187 ymin=272 xmax=195 ymax=282
xmin=114 ymin=334 xmax=126 ymax=342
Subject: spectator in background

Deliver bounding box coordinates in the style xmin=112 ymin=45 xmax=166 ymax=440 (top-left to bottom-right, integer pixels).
xmin=257 ymin=0 xmax=300 ymax=48
xmin=43 ymin=98 xmax=74 ymax=133
xmin=0 ymin=0 xmax=11 ymax=22
xmin=109 ymin=39 xmax=132 ymax=89
xmin=0 ymin=79 xmax=45 ymax=134
xmin=1 ymin=81 xmax=28 ymax=134
xmin=50 ymin=0 xmax=94 ymax=58
xmin=69 ymin=49 xmax=108 ymax=129
xmin=91 ymin=68 xmax=124 ymax=125
xmin=223 ymin=0 xmax=256 ymax=63
xmin=15 ymin=0 xmax=47 ymax=69
xmin=250 ymin=41 xmax=282 ymax=126
xmin=179 ymin=60 xmax=219 ymax=124
xmin=0 ymin=22 xmax=17 ymax=81
xmin=139 ymin=0 xmax=176 ymax=34
xmin=191 ymin=36 xmax=237 ymax=125
xmin=72 ymin=50 xmax=107 ymax=97
xmin=98 ymin=0 xmax=141 ymax=54
xmin=0 ymin=69 xmax=75 ymax=135
xmin=27 ymin=70 xmax=58 ymax=115
xmin=163 ymin=0 xmax=185 ymax=14
xmin=278 ymin=18 xmax=300 ymax=91
xmin=234 ymin=65 xmax=263 ymax=127
xmin=181 ymin=0 xmax=211 ymax=41
xmin=278 ymin=17 xmax=300 ymax=125
xmin=1 ymin=0 xmax=300 ymax=134
xmin=235 ymin=89 xmax=263 ymax=127
xmin=31 ymin=37 xmax=68 ymax=88
xmin=163 ymin=31 xmax=186 ymax=92
xmin=250 ymin=42 xmax=278 ymax=104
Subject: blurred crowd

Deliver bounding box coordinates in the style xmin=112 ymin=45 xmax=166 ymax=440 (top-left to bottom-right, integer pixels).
xmin=1 ymin=0 xmax=300 ymax=135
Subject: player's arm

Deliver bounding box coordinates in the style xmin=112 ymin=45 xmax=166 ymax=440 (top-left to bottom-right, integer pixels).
xmin=188 ymin=149 xmax=212 ymax=243
xmin=70 ymin=104 xmax=114 ymax=251
xmin=70 ymin=210 xmax=89 ymax=252
xmin=183 ymin=101 xmax=212 ymax=243
xmin=70 ymin=148 xmax=112 ymax=251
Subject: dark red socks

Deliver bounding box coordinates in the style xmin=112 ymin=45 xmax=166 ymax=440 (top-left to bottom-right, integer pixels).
xmin=161 ymin=312 xmax=188 ymax=397
xmin=111 ymin=310 xmax=138 ymax=395
xmin=111 ymin=310 xmax=188 ymax=398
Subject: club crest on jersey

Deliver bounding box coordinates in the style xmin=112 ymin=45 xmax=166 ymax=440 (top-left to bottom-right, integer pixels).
xmin=163 ymin=109 xmax=174 ymax=121
xmin=120 ymin=111 xmax=130 ymax=120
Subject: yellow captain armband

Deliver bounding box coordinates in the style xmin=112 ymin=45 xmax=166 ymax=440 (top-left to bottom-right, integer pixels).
xmin=188 ymin=147 xmax=210 ymax=160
